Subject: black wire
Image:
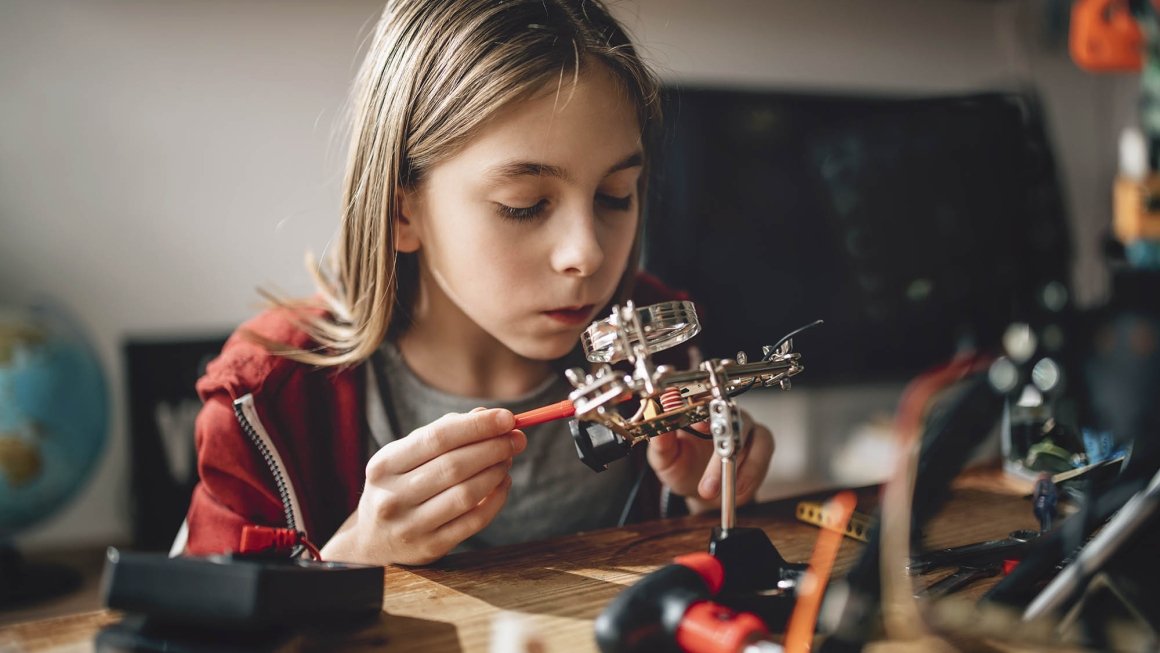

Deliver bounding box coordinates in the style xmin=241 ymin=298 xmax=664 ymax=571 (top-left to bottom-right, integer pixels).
xmin=765 ymin=319 xmax=825 ymax=360
xmin=723 ymin=319 xmax=823 ymax=396
xmin=618 ymin=442 xmax=650 ymax=527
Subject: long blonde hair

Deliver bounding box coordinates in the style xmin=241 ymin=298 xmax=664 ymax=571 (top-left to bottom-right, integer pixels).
xmin=267 ymin=0 xmax=661 ymax=367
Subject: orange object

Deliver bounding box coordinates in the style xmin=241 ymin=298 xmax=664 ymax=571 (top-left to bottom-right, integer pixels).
xmin=1115 ymin=175 xmax=1160 ymax=242
xmin=1070 ymin=0 xmax=1144 ymax=72
xmin=513 ymin=399 xmax=575 ymax=429
xmin=784 ymin=491 xmax=858 ymax=653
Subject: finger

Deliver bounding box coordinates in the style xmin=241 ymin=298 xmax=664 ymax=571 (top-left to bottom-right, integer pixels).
xmin=409 ymin=459 xmax=512 ymax=531
xmin=510 ymin=429 xmax=527 ymax=455
xmin=694 ymin=409 xmax=756 ymax=499
xmin=732 ymin=418 xmax=758 ymax=471
xmin=401 ymin=434 xmax=520 ymax=503
xmin=646 ymin=432 xmax=681 ymax=473
xmin=698 ymin=452 xmax=722 ymax=500
xmin=371 ymin=409 xmax=516 ymax=476
xmin=736 ymin=425 xmax=774 ymax=502
xmin=428 ymin=473 xmax=512 ymax=554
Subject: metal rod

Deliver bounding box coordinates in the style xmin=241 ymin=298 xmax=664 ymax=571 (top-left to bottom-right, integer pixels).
xmin=721 ymin=456 xmax=736 ymax=533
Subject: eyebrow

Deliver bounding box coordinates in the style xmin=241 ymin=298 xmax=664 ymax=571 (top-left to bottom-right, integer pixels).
xmin=486 ymin=151 xmax=644 ymax=183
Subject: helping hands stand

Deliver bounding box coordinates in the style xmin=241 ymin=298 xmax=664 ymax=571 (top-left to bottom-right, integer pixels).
xmin=565 ymin=299 xmax=812 ymax=531
xmin=571 ymin=301 xmax=820 ymax=653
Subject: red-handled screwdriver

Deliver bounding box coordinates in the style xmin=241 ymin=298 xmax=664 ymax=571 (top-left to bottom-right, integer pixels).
xmin=512 ymin=391 xmax=639 ymax=430
xmin=513 ymin=399 xmax=576 ymax=429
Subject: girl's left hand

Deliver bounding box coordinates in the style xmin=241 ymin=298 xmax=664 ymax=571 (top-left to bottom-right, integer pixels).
xmin=646 ymin=409 xmax=774 ymax=513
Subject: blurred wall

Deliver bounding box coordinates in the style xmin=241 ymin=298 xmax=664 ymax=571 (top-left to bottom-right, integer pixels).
xmin=0 ymin=0 xmax=1136 ymax=548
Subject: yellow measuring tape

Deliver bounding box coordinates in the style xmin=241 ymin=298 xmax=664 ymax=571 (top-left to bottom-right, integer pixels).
xmin=795 ymin=501 xmax=874 ymax=543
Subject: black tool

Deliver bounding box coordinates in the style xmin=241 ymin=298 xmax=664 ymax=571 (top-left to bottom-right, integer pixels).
xmin=908 ymin=529 xmax=1038 ymax=575
xmin=916 ymin=564 xmax=1001 ymax=600
xmin=821 ymin=368 xmax=1008 ymax=653
xmin=101 ymin=548 xmax=384 ymax=630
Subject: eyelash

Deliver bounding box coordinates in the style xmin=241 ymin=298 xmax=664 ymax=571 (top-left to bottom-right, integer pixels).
xmin=498 ymin=200 xmax=548 ymax=221
xmin=599 ymin=193 xmax=633 ymax=212
xmin=496 ymin=194 xmax=633 ymax=221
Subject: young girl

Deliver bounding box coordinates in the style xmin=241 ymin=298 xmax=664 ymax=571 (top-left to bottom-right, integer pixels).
xmin=184 ymin=0 xmax=775 ymax=566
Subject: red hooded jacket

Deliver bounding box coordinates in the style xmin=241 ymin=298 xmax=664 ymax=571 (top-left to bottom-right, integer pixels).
xmin=183 ymin=273 xmax=692 ymax=556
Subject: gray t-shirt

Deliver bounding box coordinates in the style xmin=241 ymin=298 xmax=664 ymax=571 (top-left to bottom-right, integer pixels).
xmin=366 ymin=342 xmax=635 ymax=551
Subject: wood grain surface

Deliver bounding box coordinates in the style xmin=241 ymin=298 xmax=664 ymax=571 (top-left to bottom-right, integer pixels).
xmin=0 ymin=483 xmax=1042 ymax=653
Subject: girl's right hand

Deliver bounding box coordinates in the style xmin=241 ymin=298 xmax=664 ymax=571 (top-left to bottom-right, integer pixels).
xmin=321 ymin=408 xmax=526 ymax=565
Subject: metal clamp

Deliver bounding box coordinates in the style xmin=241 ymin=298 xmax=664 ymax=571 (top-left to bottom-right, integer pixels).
xmin=567 ymin=302 xmax=819 ymax=530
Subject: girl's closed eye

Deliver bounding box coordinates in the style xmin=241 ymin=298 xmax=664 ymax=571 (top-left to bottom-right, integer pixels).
xmin=496 ymin=198 xmax=548 ymax=221
xmin=596 ymin=192 xmax=633 ymax=211
xmin=597 ymin=167 xmax=640 ymax=213
xmin=497 ymin=193 xmax=631 ymax=220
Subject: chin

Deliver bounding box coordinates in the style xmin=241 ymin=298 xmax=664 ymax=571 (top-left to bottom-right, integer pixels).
xmin=508 ymin=333 xmax=581 ymax=362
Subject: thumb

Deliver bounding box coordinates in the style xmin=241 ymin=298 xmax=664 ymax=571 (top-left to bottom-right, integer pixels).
xmin=647 ymin=432 xmax=681 ymax=472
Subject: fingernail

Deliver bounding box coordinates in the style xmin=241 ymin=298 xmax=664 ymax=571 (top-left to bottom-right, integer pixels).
xmin=495 ymin=409 xmax=515 ymax=431
xmin=510 ymin=432 xmax=525 ymax=453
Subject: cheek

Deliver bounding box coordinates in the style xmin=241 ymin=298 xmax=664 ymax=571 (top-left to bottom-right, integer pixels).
xmin=477 ymin=256 xmax=535 ymax=295
xmin=602 ymin=215 xmax=639 ymax=272
xmin=421 ymin=199 xmax=506 ymax=271
xmin=445 ymin=230 xmax=538 ymax=308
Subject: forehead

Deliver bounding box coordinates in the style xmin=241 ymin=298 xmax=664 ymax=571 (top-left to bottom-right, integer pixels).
xmin=434 ymin=63 xmax=644 ymax=183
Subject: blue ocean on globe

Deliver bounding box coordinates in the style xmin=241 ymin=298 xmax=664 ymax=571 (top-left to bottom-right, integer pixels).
xmin=0 ymin=305 xmax=108 ymax=540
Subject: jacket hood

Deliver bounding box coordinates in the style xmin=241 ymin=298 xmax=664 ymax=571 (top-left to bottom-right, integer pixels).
xmin=196 ymin=307 xmax=333 ymax=401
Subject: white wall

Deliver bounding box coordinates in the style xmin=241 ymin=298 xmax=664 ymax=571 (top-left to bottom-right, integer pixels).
xmin=0 ymin=0 xmax=1134 ymax=548
xmin=1 ymin=0 xmax=379 ymax=548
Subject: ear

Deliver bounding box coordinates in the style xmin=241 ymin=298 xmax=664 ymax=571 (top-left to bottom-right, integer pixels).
xmin=395 ymin=188 xmax=422 ymax=254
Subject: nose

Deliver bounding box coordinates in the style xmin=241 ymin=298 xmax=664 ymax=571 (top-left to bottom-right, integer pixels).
xmin=549 ymin=207 xmax=605 ymax=277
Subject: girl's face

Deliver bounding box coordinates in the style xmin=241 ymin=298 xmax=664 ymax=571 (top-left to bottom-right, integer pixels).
xmin=400 ymin=63 xmax=642 ymax=361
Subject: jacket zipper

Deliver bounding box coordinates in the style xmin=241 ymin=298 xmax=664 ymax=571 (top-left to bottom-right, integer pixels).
xmin=233 ymin=394 xmax=305 ymax=534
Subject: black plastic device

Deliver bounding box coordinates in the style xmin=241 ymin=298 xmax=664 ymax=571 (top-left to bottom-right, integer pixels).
xmin=100 ymin=548 xmax=384 ymax=630
xmin=570 ymin=420 xmax=632 ymax=472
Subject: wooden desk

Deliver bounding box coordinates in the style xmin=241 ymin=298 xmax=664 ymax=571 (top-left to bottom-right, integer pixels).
xmin=0 ymin=483 xmax=1040 ymax=653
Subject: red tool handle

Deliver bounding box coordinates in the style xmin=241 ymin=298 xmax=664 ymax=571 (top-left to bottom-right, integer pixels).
xmin=513 ymin=399 xmax=575 ymax=429
xmin=676 ymin=601 xmax=770 ymax=653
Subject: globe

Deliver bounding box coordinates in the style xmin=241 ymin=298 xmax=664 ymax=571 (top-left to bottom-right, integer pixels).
xmin=0 ymin=303 xmax=108 ymax=603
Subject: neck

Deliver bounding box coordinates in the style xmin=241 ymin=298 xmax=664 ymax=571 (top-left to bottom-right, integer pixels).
xmin=395 ymin=277 xmax=553 ymax=400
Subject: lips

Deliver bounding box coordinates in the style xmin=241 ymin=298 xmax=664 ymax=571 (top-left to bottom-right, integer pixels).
xmin=542 ymin=304 xmax=596 ymax=326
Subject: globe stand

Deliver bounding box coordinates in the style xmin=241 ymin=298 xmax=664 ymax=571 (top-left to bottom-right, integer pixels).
xmin=0 ymin=542 xmax=82 ymax=607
